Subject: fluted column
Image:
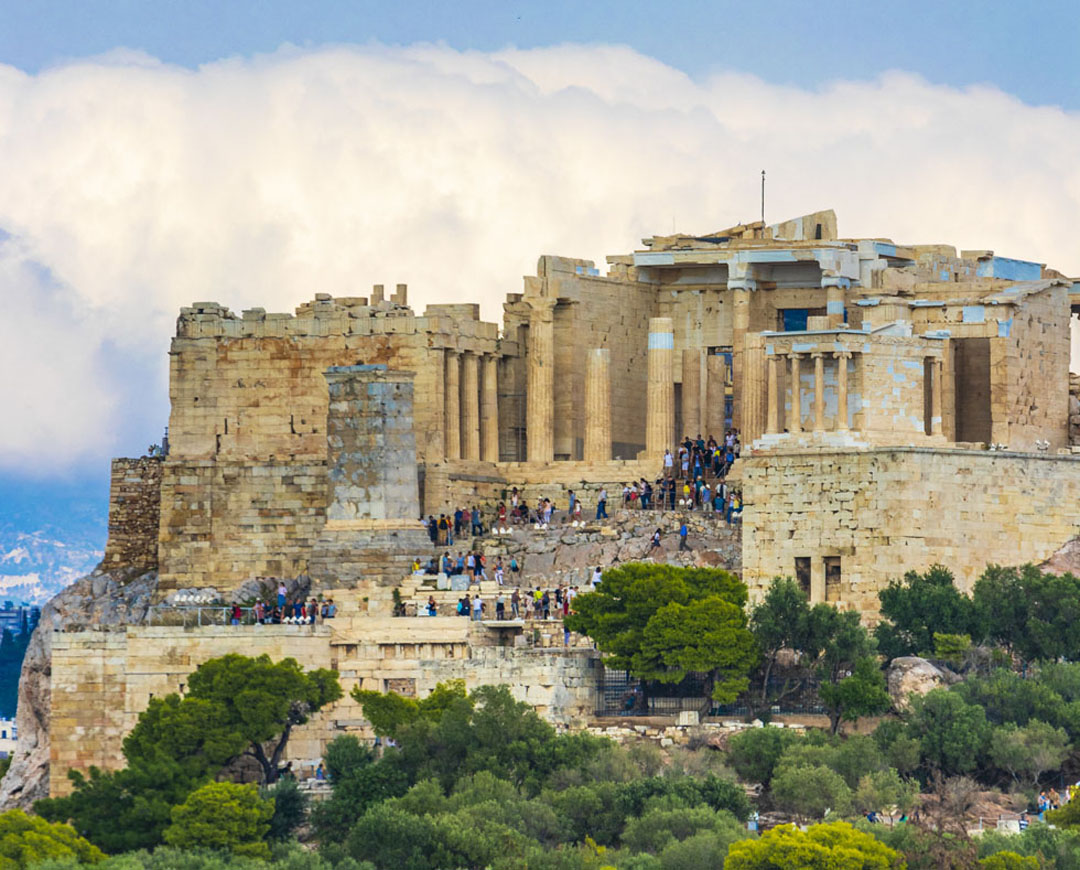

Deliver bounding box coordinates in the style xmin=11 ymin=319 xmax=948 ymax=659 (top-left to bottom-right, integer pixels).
xmin=705 ymin=353 xmax=726 ymax=437
xmin=681 ymin=348 xmax=703 ymax=439
xmin=836 ymin=352 xmax=851 ymax=431
xmin=931 ymin=358 xmax=943 ymax=436
xmin=584 ymin=348 xmax=612 ymax=462
xmin=730 ymin=279 xmax=755 ymax=432
xmin=788 ymin=353 xmax=803 ymax=433
xmin=766 ymin=354 xmax=779 ymax=434
xmin=646 ymin=317 xmax=675 ymax=456
xmin=526 ymin=300 xmax=555 ymax=463
xmin=480 ymin=354 xmax=499 ymax=461
xmin=813 ymin=353 xmax=826 ymax=432
xmin=444 ymin=350 xmax=461 ymax=459
xmin=461 ymin=352 xmax=480 ymax=460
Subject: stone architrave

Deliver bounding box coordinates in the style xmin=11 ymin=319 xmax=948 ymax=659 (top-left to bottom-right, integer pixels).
xmin=309 ymin=365 xmax=430 ymax=591
xmin=584 ymin=348 xmax=611 ymax=462
xmin=645 ymin=317 xmax=675 ymax=456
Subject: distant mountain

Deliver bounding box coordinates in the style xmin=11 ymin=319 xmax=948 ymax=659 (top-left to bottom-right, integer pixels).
xmin=0 ymin=530 xmax=103 ymax=603
xmin=0 ymin=473 xmax=108 ymax=605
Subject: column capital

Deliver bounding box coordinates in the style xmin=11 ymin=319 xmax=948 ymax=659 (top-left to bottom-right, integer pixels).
xmin=527 ymin=297 xmax=557 ymax=320
xmin=728 ymin=278 xmax=758 ymax=292
xmin=834 ymin=350 xmax=853 ymax=360
xmin=787 ymin=351 xmax=804 ymax=361
xmin=810 ymin=351 xmax=826 ymax=360
xmin=821 ymin=275 xmax=851 ymax=290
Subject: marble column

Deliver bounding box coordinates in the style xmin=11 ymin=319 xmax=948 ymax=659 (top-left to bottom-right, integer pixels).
xmin=705 ymin=353 xmax=727 ymax=437
xmin=836 ymin=352 xmax=851 ymax=431
xmin=813 ymin=353 xmax=826 ymax=432
xmin=788 ymin=353 xmax=803 ymax=433
xmin=824 ymin=276 xmax=849 ymax=329
xmin=766 ymin=354 xmax=779 ymax=434
xmin=931 ymin=358 xmax=943 ymax=436
xmin=730 ymin=279 xmax=755 ymax=432
xmin=444 ymin=350 xmax=461 ymax=459
xmin=584 ymin=348 xmax=611 ymax=462
xmin=461 ymin=351 xmax=480 ymax=460
xmin=480 ymin=354 xmax=499 ymax=462
xmin=681 ymin=348 xmax=703 ymax=439
xmin=526 ymin=300 xmax=556 ymax=463
xmin=646 ymin=317 xmax=675 ymax=456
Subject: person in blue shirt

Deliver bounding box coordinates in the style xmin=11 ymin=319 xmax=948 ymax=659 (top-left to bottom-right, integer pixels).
xmin=679 ymin=522 xmax=690 ymax=551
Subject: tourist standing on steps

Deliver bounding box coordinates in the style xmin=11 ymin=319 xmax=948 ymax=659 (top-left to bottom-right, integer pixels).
xmin=277 ymin=582 xmax=287 ymax=608
xmin=664 ymin=449 xmax=674 ymax=478
xmin=511 ymin=588 xmax=520 ymax=618
xmin=591 ymin=567 xmax=602 ymax=588
xmin=596 ymin=488 xmax=608 ymax=519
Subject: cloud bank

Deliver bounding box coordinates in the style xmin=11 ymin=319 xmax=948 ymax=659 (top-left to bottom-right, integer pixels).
xmin=1 ymin=43 xmax=1078 ymax=474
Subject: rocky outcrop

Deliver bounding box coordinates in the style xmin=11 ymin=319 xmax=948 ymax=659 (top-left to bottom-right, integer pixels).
xmin=886 ymin=656 xmax=952 ymax=711
xmin=483 ymin=509 xmax=741 ymax=588
xmin=0 ymin=568 xmax=156 ymax=810
xmin=1041 ymin=535 xmax=1080 ymax=577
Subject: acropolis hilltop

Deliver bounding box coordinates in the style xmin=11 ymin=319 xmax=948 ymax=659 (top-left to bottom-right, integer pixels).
xmin=7 ymin=207 xmax=1080 ymax=807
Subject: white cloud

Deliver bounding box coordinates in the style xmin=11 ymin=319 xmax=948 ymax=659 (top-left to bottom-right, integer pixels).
xmin=0 ymin=43 xmax=1078 ymax=474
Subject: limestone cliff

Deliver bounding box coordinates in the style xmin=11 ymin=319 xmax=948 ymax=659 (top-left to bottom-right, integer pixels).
xmin=0 ymin=568 xmax=156 ymax=810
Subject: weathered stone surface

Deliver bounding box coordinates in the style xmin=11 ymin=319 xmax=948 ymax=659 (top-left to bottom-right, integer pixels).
xmin=886 ymin=656 xmax=950 ymax=711
xmin=0 ymin=568 xmax=156 ymax=810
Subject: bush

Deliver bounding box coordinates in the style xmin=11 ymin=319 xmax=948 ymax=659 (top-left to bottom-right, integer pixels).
xmin=907 ymin=689 xmax=989 ymax=776
xmin=0 ymin=808 xmax=104 ymax=867
xmin=726 ymin=821 xmax=901 ymax=870
xmin=620 ymin=804 xmax=740 ymax=854
xmin=725 ymin=726 xmax=801 ymax=787
xmin=770 ymin=764 xmax=852 ymax=820
xmin=162 ymin=782 xmax=274 ymax=860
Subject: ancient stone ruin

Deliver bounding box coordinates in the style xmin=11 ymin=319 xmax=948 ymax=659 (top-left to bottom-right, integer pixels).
xmin=7 ymin=208 xmax=1080 ymax=807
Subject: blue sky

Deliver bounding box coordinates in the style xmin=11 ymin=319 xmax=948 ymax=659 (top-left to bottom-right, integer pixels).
xmin=1 ymin=0 xmax=1078 ymax=550
xmin=3 ymin=0 xmax=1079 ymax=108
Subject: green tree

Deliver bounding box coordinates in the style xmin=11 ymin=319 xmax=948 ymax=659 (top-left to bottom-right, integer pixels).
xmin=262 ymin=777 xmax=308 ymax=842
xmin=771 ymin=764 xmax=852 ymax=820
xmin=352 ymin=680 xmax=469 ymax=738
xmin=620 ymin=804 xmax=743 ymax=854
xmin=853 ymin=768 xmax=919 ymax=816
xmin=162 ymin=782 xmax=274 ymax=860
xmin=973 ymin=565 xmax=1080 ymax=663
xmin=988 ymin=720 xmax=1069 ymax=788
xmin=185 ymin=654 xmax=341 ymax=784
xmin=725 ymin=726 xmax=802 ymax=787
xmin=907 ymin=689 xmax=989 ymax=776
xmin=749 ymin=578 xmax=820 ymax=703
xmin=0 ymin=809 xmax=104 ymax=868
xmin=980 ymin=852 xmax=1040 ymax=870
xmin=818 ymin=657 xmax=892 ymax=736
xmin=725 ymin=821 xmax=903 ymax=870
xmin=875 ymin=565 xmax=975 ymax=659
xmin=564 ymin=564 xmax=757 ymax=701
xmin=35 ymin=695 xmax=246 ymax=853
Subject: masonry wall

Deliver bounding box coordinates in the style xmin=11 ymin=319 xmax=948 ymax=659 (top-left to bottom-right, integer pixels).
xmin=48 ymin=623 xmax=598 ymax=797
xmin=102 ymin=458 xmax=163 ymax=574
xmin=167 ymin=299 xmax=501 ymax=467
xmin=741 ymin=448 xmax=1080 ymax=616
xmin=157 ymin=460 xmax=328 ymax=594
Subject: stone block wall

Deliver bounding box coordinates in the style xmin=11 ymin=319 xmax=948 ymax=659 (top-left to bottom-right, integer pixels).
xmin=157 ymin=460 xmax=327 ymax=594
xmin=102 ymin=458 xmax=162 ymax=573
xmin=48 ymin=622 xmax=599 ymax=796
xmin=742 ymin=447 xmax=1080 ymax=616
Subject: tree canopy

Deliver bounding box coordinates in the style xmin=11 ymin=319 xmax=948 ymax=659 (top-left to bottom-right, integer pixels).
xmin=0 ymin=809 xmax=104 ymax=868
xmin=163 ymin=782 xmax=275 ymax=860
xmin=37 ymin=654 xmax=340 ymax=853
xmin=565 ymin=564 xmax=758 ymax=701
xmin=725 ymin=821 xmax=902 ymax=870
